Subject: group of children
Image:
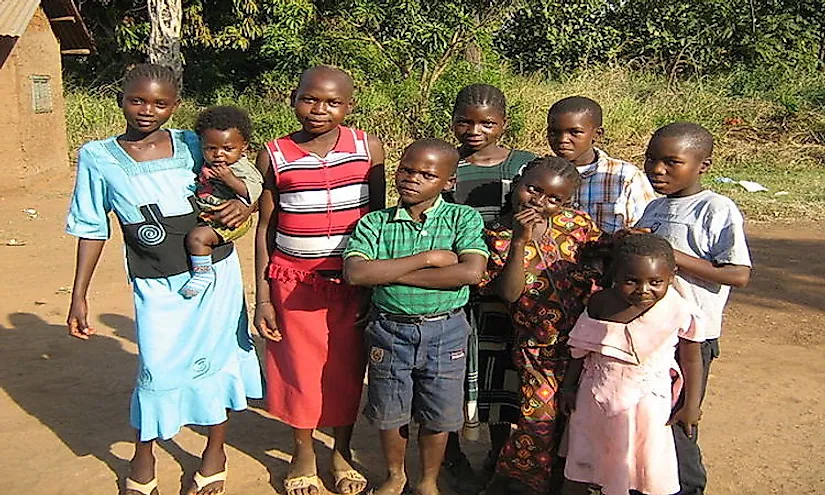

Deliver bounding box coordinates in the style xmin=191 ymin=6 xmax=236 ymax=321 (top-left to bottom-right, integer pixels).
xmin=65 ymin=63 xmax=751 ymax=495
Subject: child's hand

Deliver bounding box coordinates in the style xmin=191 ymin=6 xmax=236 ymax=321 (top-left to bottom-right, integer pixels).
xmin=254 ymin=301 xmax=282 ymax=342
xmin=424 ymin=250 xmax=459 ymax=268
xmin=201 ymin=165 xmax=218 ymax=180
xmin=206 ymin=199 xmax=251 ymax=229
xmin=67 ymin=298 xmax=96 ymax=340
xmin=669 ymin=405 xmax=702 ymax=438
xmin=558 ymin=387 xmax=578 ymax=416
xmin=212 ymin=163 xmax=238 ymax=182
xmin=513 ymin=208 xmax=541 ymax=243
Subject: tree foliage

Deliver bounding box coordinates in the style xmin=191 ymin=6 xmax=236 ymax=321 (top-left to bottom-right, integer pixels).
xmin=498 ymin=0 xmax=825 ymax=77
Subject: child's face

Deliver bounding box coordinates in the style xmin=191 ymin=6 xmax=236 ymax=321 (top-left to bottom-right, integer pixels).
xmin=644 ymin=136 xmax=710 ymax=197
xmin=452 ymin=104 xmax=506 ymax=152
xmin=121 ymin=77 xmax=179 ymax=134
xmin=292 ymin=75 xmax=353 ymax=135
xmin=547 ymin=111 xmax=603 ymax=165
xmin=395 ymin=148 xmax=456 ymax=206
xmin=201 ymin=128 xmax=248 ymax=167
xmin=511 ymin=168 xmax=576 ymax=218
xmin=614 ymin=255 xmax=674 ymax=309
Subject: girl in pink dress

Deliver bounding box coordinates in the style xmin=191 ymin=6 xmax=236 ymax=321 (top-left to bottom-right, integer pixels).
xmin=560 ymin=234 xmax=705 ymax=495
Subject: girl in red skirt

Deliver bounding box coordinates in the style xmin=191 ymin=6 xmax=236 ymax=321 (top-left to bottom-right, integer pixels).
xmin=254 ymin=65 xmax=386 ymax=495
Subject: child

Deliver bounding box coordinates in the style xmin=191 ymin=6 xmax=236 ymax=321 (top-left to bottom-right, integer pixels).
xmin=179 ymin=105 xmax=263 ymax=298
xmin=442 ymin=83 xmax=537 ymax=493
xmin=634 ymin=122 xmax=751 ymax=495
xmin=481 ymin=157 xmax=602 ymax=495
xmin=547 ymin=96 xmax=656 ymax=234
xmin=65 ymin=64 xmax=263 ymax=495
xmin=344 ymin=138 xmax=488 ymax=495
xmin=253 ymin=65 xmax=386 ymax=495
xmin=560 ymin=234 xmax=705 ymax=495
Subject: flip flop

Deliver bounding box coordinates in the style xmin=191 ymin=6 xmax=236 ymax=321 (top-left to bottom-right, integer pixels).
xmin=124 ymin=477 xmax=159 ymax=495
xmin=189 ymin=466 xmax=227 ymax=495
xmin=284 ymin=474 xmax=325 ymax=495
xmin=332 ymin=469 xmax=368 ymax=494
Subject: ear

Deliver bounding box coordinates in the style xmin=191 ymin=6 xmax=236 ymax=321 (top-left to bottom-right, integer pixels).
xmin=346 ymin=98 xmax=354 ymax=116
xmin=594 ymin=126 xmax=605 ymax=142
xmin=289 ymin=90 xmax=297 ymax=107
xmin=443 ymin=175 xmax=457 ymax=192
xmin=172 ymin=97 xmax=182 ymax=112
xmin=699 ymin=157 xmax=712 ymax=174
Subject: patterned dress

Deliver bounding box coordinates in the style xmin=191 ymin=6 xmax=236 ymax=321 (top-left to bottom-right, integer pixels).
xmin=444 ymin=149 xmax=537 ymax=430
xmin=482 ymin=210 xmax=601 ymax=493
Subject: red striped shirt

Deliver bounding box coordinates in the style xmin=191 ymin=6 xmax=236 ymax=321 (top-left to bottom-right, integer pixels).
xmin=265 ymin=126 xmax=373 ymax=271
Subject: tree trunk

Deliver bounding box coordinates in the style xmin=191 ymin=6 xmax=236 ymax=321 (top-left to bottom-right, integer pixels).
xmin=147 ymin=0 xmax=183 ymax=86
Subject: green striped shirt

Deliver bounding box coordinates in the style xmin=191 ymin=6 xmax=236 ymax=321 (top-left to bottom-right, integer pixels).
xmin=444 ymin=150 xmax=536 ymax=223
xmin=344 ymin=196 xmax=489 ymax=315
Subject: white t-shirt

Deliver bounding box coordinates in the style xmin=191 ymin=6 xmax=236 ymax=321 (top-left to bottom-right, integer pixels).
xmin=636 ymin=190 xmax=752 ymax=339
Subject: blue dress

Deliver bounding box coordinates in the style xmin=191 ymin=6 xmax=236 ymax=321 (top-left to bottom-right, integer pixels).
xmin=66 ymin=129 xmax=264 ymax=441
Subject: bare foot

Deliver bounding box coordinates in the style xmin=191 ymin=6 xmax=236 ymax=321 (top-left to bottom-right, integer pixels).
xmin=414 ymin=479 xmax=440 ymax=495
xmin=187 ymin=446 xmax=227 ymax=495
xmin=331 ymin=449 xmax=367 ymax=494
xmin=285 ymin=448 xmax=320 ymax=495
xmin=126 ymin=452 xmax=156 ymax=495
xmin=372 ymin=472 xmax=407 ymax=495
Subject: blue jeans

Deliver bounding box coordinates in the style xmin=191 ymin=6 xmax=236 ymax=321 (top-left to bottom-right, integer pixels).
xmin=364 ymin=311 xmax=469 ymax=432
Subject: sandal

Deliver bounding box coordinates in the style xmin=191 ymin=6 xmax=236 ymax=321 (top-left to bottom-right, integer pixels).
xmin=332 ymin=469 xmax=368 ymax=494
xmin=189 ymin=466 xmax=227 ymax=495
xmin=284 ymin=474 xmax=325 ymax=495
xmin=124 ymin=477 xmax=159 ymax=495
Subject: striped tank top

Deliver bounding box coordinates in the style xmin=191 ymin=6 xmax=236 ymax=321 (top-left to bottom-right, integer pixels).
xmin=265 ymin=126 xmax=373 ymax=272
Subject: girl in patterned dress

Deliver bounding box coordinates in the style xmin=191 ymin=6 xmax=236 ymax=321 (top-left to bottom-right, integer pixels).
xmin=480 ymin=157 xmax=602 ymax=494
xmin=442 ymin=84 xmax=536 ymax=494
xmin=253 ymin=65 xmax=385 ymax=495
xmin=65 ymin=64 xmax=263 ymax=495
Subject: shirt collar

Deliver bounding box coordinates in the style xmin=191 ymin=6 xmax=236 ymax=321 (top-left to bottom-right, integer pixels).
xmin=393 ymin=195 xmax=444 ymax=222
xmin=576 ymin=148 xmax=608 ymax=178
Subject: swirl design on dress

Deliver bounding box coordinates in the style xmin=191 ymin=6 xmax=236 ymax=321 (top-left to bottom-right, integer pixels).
xmin=136 ymin=223 xmax=166 ymax=246
xmin=192 ymin=358 xmax=210 ymax=379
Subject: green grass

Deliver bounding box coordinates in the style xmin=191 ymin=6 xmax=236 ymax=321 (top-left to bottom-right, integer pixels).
xmin=64 ymin=65 xmax=825 ymax=220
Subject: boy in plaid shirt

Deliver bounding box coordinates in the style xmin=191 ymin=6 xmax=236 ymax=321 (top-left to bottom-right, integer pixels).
xmin=344 ymin=138 xmax=488 ymax=495
xmin=547 ymin=96 xmax=656 ymax=233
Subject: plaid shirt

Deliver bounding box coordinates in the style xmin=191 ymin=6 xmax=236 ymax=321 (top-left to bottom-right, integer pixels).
xmin=572 ymin=148 xmax=656 ymax=234
xmin=344 ymin=196 xmax=488 ymax=315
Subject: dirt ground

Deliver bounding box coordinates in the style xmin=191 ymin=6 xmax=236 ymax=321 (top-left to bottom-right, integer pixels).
xmin=1 ymin=174 xmax=824 ymax=495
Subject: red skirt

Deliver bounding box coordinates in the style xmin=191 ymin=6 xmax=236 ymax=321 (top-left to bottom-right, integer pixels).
xmin=265 ymin=263 xmax=367 ymax=428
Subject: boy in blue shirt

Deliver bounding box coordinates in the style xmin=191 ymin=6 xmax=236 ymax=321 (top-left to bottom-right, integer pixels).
xmin=635 ymin=122 xmax=752 ymax=495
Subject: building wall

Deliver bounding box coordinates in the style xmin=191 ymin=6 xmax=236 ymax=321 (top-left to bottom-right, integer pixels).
xmin=0 ymin=7 xmax=69 ymax=191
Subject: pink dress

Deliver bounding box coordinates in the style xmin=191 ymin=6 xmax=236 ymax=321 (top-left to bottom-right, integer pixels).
xmin=564 ymin=289 xmax=704 ymax=495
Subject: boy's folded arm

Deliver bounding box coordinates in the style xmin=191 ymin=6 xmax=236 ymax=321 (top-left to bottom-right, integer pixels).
xmin=343 ymin=254 xmax=431 ymax=287
xmin=674 ymin=250 xmax=751 ymax=288
xmin=394 ymin=253 xmax=487 ymax=289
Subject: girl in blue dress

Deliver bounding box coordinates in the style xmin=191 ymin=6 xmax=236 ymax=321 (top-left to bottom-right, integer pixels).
xmin=65 ymin=64 xmax=263 ymax=495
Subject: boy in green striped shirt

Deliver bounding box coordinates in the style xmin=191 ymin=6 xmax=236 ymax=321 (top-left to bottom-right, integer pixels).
xmin=344 ymin=138 xmax=488 ymax=495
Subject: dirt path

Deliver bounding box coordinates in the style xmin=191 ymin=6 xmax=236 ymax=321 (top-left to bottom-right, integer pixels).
xmin=1 ymin=179 xmax=823 ymax=495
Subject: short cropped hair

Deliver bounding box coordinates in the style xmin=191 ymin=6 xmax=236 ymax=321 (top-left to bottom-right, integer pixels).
xmin=548 ymin=96 xmax=603 ymax=127
xmin=194 ymin=106 xmax=253 ymax=142
xmin=402 ymin=138 xmax=460 ymax=175
xmin=651 ymin=122 xmax=714 ymax=159
xmin=614 ymin=233 xmax=677 ymax=271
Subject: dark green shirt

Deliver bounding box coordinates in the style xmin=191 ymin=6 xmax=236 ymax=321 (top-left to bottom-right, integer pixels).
xmin=444 ymin=149 xmax=536 ymax=223
xmin=344 ymin=196 xmax=489 ymax=315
